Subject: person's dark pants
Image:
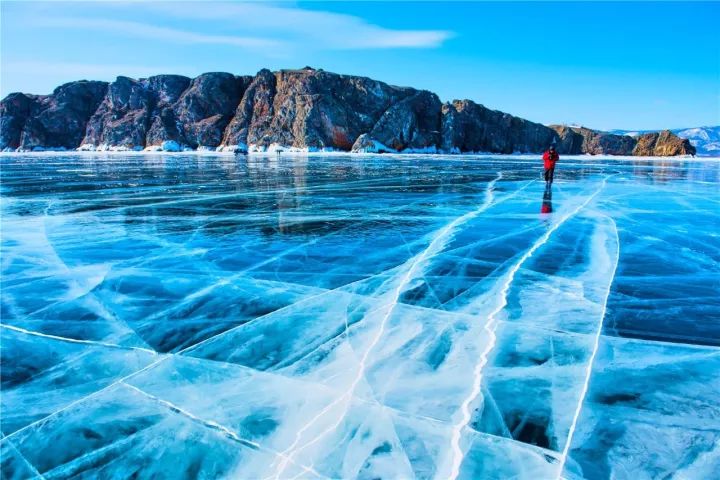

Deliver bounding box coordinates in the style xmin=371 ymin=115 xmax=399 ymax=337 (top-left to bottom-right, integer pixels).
xmin=544 ymin=167 xmax=555 ymax=184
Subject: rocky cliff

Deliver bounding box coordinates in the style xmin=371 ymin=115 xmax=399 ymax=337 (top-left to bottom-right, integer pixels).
xmin=550 ymin=125 xmax=695 ymax=156
xmin=0 ymin=67 xmax=695 ymax=156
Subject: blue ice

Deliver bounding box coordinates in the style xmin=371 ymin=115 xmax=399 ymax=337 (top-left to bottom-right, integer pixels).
xmin=1 ymin=153 xmax=719 ymax=479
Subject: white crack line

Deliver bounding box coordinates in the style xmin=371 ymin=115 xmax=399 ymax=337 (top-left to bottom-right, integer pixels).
xmin=121 ymin=382 xmax=327 ymax=480
xmin=443 ymin=176 xmax=611 ymax=480
xmin=555 ymin=214 xmax=620 ymax=478
xmin=0 ymin=323 xmax=157 ymax=355
xmin=269 ymin=173 xmax=505 ymax=480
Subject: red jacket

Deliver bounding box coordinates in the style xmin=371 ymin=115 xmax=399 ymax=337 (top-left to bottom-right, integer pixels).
xmin=543 ymin=150 xmax=559 ymax=169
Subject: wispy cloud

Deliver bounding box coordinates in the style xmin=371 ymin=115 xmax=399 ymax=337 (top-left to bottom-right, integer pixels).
xmin=25 ymin=2 xmax=453 ymax=52
xmin=35 ymin=17 xmax=282 ymax=49
xmin=145 ymin=2 xmax=454 ymax=50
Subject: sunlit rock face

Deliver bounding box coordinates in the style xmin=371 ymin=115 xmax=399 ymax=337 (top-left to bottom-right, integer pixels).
xmin=549 ymin=125 xmax=636 ymax=155
xmin=0 ymin=67 xmax=695 ymax=155
xmin=1 ymin=153 xmax=717 ymax=479
xmin=549 ymin=125 xmax=696 ymax=156
xmin=222 ymin=68 xmax=278 ymax=149
xmin=226 ymin=67 xmax=417 ymax=151
xmin=633 ymin=130 xmax=696 ymax=156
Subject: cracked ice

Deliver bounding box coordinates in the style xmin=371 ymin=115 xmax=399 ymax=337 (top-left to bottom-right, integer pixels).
xmin=1 ymin=153 xmax=719 ymax=480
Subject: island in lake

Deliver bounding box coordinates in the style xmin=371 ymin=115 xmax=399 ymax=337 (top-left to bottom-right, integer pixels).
xmin=0 ymin=67 xmax=696 ymax=156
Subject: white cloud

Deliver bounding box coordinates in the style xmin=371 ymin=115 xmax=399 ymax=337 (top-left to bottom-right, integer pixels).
xmin=26 ymin=2 xmax=453 ymax=51
xmin=148 ymin=2 xmax=454 ymax=49
xmin=34 ymin=17 xmax=282 ymax=49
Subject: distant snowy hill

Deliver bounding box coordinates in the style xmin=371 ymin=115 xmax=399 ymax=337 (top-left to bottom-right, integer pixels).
xmin=611 ymin=126 xmax=720 ymax=156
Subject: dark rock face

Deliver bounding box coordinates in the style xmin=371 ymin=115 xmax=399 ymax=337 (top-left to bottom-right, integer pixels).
xmin=633 ymin=130 xmax=696 ymax=156
xmin=41 ymin=81 xmax=109 ymax=148
xmin=145 ymin=75 xmax=192 ymax=146
xmin=0 ymin=81 xmax=107 ymax=150
xmin=550 ymin=125 xmax=584 ymax=154
xmin=173 ymin=72 xmax=250 ymax=148
xmin=83 ymin=76 xmax=152 ymax=148
xmin=572 ymin=127 xmax=637 ymax=155
xmin=0 ymin=67 xmax=696 ymax=156
xmin=442 ymin=100 xmax=556 ymax=154
xmin=0 ymin=93 xmax=35 ymax=150
xmin=367 ymin=90 xmax=442 ymax=151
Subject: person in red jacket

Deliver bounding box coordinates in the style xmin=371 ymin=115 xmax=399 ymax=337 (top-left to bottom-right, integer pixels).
xmin=543 ymin=145 xmax=559 ymax=186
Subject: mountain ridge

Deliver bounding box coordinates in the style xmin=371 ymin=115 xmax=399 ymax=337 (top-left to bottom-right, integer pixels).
xmin=610 ymin=126 xmax=719 ymax=156
xmin=0 ymin=67 xmax=696 ymax=156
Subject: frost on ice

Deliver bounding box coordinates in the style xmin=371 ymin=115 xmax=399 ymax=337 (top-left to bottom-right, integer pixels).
xmin=1 ymin=154 xmax=718 ymax=479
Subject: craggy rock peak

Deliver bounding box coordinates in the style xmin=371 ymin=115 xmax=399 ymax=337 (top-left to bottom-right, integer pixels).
xmin=442 ymin=100 xmax=556 ymax=154
xmin=1 ymin=81 xmax=107 ymax=151
xmin=81 ymin=73 xmax=248 ymax=150
xmin=553 ymin=126 xmax=638 ymax=156
xmin=549 ymin=125 xmax=696 ymax=156
xmin=0 ymin=66 xmax=696 ymax=156
xmin=173 ymin=72 xmax=252 ymax=148
xmin=633 ymin=130 xmax=696 ymax=156
xmin=223 ymin=68 xmax=416 ymax=151
xmin=369 ymin=90 xmax=443 ymax=152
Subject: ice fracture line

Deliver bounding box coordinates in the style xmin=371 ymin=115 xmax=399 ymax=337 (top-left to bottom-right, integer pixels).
xmin=270 ymin=173 xmax=505 ymax=479
xmin=556 ymin=214 xmax=620 ymax=479
xmin=0 ymin=324 xmax=157 ymax=355
xmin=444 ymin=176 xmax=610 ymax=480
xmin=121 ymin=383 xmax=327 ymax=479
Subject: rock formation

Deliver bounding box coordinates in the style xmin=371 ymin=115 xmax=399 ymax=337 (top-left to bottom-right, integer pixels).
xmin=172 ymin=72 xmax=250 ymax=149
xmin=549 ymin=125 xmax=696 ymax=156
xmin=1 ymin=81 xmax=107 ymax=151
xmin=0 ymin=93 xmax=35 ymax=150
xmin=222 ymin=68 xmax=416 ymax=151
xmin=145 ymin=75 xmax=193 ymax=146
xmin=0 ymin=66 xmax=696 ymax=156
xmin=368 ymin=90 xmax=442 ymax=152
xmin=442 ymin=100 xmax=557 ymax=154
xmin=633 ymin=130 xmax=696 ymax=156
xmin=82 ymin=76 xmax=153 ymax=149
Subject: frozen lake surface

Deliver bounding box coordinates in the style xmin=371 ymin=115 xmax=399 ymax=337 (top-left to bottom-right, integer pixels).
xmin=1 ymin=153 xmax=719 ymax=479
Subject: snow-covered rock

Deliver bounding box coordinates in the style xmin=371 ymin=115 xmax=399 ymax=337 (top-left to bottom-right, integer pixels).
xmin=351 ymin=134 xmax=396 ymax=153
xmin=217 ymin=144 xmax=248 ymax=154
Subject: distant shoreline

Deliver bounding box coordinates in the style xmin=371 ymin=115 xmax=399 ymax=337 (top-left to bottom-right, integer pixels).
xmin=0 ymin=151 xmax=712 ymax=161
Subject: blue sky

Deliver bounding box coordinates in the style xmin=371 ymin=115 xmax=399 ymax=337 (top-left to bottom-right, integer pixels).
xmin=2 ymin=1 xmax=718 ymax=130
